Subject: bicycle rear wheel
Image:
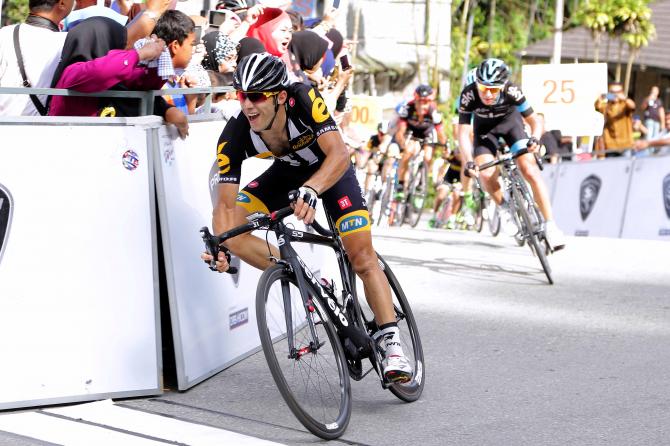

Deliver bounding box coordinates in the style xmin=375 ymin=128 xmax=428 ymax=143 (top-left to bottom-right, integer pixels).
xmin=474 ymin=193 xmax=485 ymax=233
xmin=355 ymin=255 xmax=425 ymax=402
xmin=256 ymin=265 xmax=352 ymax=439
xmin=511 ymin=187 xmax=553 ymax=284
xmin=407 ymin=163 xmax=427 ymax=228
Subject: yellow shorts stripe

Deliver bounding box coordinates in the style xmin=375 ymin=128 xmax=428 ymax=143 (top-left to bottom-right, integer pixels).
xmin=335 ymin=210 xmax=371 ymax=237
xmin=236 ymin=190 xmax=270 ymax=214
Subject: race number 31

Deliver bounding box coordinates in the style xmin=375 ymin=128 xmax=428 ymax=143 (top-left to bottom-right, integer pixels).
xmin=543 ymin=79 xmax=575 ymax=104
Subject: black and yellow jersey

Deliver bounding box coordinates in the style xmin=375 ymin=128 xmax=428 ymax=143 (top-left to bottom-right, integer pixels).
xmin=216 ymin=83 xmax=339 ymax=184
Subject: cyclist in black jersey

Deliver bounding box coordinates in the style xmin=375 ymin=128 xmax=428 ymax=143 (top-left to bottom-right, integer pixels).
xmin=201 ymin=53 xmax=413 ymax=382
xmin=395 ymin=84 xmax=447 ymax=195
xmin=458 ymin=58 xmax=565 ymax=250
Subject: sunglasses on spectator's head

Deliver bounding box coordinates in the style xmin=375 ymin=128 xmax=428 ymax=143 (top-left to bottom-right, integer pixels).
xmin=476 ymin=83 xmax=503 ymax=94
xmin=236 ymin=91 xmax=279 ymax=103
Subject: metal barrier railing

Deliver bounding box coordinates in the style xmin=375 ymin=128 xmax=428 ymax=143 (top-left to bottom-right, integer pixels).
xmin=0 ymin=86 xmax=234 ymax=116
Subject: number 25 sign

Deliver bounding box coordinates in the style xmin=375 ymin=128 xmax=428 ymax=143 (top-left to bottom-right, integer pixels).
xmin=522 ymin=63 xmax=607 ymax=136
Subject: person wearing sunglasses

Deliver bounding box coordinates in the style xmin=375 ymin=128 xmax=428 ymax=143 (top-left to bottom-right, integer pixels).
xmin=202 ymin=52 xmax=414 ymax=384
xmin=394 ymin=84 xmax=448 ymax=199
xmin=457 ymin=58 xmax=565 ymax=251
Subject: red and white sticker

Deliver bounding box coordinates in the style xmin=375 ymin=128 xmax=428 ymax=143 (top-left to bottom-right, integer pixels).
xmin=338 ymin=196 xmax=352 ymax=210
xmin=248 ymin=181 xmax=259 ymax=189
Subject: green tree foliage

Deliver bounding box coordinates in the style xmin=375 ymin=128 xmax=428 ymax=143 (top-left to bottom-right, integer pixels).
xmin=2 ymin=0 xmax=29 ymax=26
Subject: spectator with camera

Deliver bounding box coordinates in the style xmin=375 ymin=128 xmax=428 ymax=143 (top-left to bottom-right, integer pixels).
xmin=594 ymin=82 xmax=636 ymax=158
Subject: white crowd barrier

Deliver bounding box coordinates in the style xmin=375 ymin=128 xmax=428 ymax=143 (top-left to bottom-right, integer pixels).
xmin=0 ymin=116 xmax=162 ymax=410
xmin=548 ymin=155 xmax=670 ymax=240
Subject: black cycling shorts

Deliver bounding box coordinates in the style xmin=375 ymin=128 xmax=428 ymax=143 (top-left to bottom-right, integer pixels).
xmin=473 ymin=110 xmax=529 ymax=157
xmin=236 ymin=161 xmax=371 ymax=238
xmin=443 ymin=166 xmax=461 ymax=185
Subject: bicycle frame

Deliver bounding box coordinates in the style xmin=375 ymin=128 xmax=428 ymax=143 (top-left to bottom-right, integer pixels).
xmin=269 ymin=216 xmax=365 ymax=360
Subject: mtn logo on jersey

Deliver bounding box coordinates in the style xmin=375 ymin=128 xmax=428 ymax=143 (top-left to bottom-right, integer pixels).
xmin=336 ymin=210 xmax=370 ymax=236
xmin=236 ymin=192 xmax=251 ymax=203
xmin=0 ymin=183 xmax=13 ymax=266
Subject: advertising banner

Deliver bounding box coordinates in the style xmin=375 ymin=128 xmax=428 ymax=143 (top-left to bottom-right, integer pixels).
xmin=0 ymin=120 xmax=161 ymax=409
xmin=155 ymin=119 xmax=327 ymax=390
xmin=521 ymin=63 xmax=607 ymax=136
xmin=551 ymin=158 xmax=633 ymax=237
xmin=348 ymin=95 xmax=384 ymax=136
xmin=620 ymin=156 xmax=670 ymax=240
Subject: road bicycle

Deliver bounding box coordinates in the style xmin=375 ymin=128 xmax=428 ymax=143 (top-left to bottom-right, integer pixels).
xmin=478 ymin=149 xmax=554 ymax=284
xmin=201 ymin=192 xmax=425 ymax=439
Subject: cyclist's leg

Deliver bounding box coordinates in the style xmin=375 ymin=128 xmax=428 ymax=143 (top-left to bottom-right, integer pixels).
xmin=398 ymin=138 xmax=418 ymax=191
xmin=364 ymin=155 xmax=379 ymax=193
xmin=473 ymin=142 xmax=503 ymax=205
xmin=225 ymin=163 xmax=309 ymax=269
xmin=503 ymin=115 xmax=554 ymax=221
xmin=322 ymin=166 xmax=411 ymax=380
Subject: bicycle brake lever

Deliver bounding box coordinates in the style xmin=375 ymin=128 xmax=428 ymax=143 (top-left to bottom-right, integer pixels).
xmin=200 ymin=226 xmax=238 ymax=274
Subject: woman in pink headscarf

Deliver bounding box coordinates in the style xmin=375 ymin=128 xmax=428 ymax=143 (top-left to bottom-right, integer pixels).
xmin=246 ymin=7 xmax=293 ymax=65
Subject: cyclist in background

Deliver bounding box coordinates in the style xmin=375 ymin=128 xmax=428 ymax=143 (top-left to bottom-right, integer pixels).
xmin=395 ymin=84 xmax=448 ymax=198
xmin=363 ymin=121 xmax=393 ymax=193
xmin=458 ymin=58 xmax=565 ymax=251
xmin=202 ymin=53 xmax=412 ymax=382
xmin=429 ymin=141 xmax=463 ymax=229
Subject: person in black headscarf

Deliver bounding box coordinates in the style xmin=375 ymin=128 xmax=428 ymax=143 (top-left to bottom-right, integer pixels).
xmin=48 ymin=17 xmax=188 ymax=137
xmin=201 ymin=31 xmax=239 ymax=73
xmin=289 ymin=30 xmax=328 ymax=75
xmin=235 ymin=36 xmax=265 ymax=63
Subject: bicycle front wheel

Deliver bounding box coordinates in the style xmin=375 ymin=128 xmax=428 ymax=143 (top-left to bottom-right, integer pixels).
xmin=511 ymin=187 xmax=553 ymax=284
xmin=256 ymin=265 xmax=352 ymax=439
xmin=486 ymin=196 xmax=501 ymax=236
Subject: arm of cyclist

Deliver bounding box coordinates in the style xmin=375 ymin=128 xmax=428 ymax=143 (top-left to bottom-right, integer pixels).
xmin=200 ymin=183 xmax=236 ymax=272
xmin=523 ymin=112 xmax=544 ymax=152
xmin=295 ymin=130 xmax=350 ymax=224
xmin=395 ymin=119 xmax=408 ymax=151
xmin=457 ymin=115 xmax=476 ymax=177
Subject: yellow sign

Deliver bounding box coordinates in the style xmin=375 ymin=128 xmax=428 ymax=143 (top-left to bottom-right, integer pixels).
xmin=348 ymin=95 xmax=383 ymax=134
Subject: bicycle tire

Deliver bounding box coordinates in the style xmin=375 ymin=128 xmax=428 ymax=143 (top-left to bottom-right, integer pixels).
xmin=354 ymin=255 xmax=425 ymax=402
xmin=486 ymin=197 xmax=501 ymax=236
xmin=377 ymin=179 xmax=393 ymax=226
xmin=435 ymin=195 xmax=453 ymax=228
xmin=511 ymin=186 xmax=553 ymax=284
xmin=407 ymin=164 xmax=427 ymax=228
xmin=474 ymin=193 xmax=485 ymax=233
xmin=256 ymin=265 xmax=352 ymax=439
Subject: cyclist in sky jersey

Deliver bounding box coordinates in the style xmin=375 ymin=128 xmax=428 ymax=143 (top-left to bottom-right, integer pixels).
xmin=458 ymin=58 xmax=565 ymax=250
xmin=201 ymin=53 xmax=413 ymax=383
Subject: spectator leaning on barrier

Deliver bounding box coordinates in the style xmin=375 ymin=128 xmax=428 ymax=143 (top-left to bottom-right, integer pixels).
xmin=48 ymin=17 xmax=189 ymax=138
xmin=153 ymin=10 xmax=197 ymax=115
xmin=641 ymin=85 xmax=665 ymax=140
xmin=594 ymin=82 xmax=636 ymax=157
xmin=634 ymin=112 xmax=670 ymax=155
xmin=0 ymin=0 xmax=74 ymax=116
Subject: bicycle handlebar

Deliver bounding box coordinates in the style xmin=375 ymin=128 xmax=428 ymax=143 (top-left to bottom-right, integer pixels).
xmin=477 ymin=148 xmax=529 ymax=171
xmin=201 ymin=190 xmax=333 ymax=274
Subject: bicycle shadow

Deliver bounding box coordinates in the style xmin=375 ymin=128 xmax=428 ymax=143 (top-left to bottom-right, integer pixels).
xmin=374 ymin=233 xmax=506 ymax=251
xmin=380 ymin=253 xmax=549 ymax=286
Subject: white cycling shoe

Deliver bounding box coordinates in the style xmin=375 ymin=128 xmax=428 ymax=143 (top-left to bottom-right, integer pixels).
xmin=499 ymin=206 xmax=519 ymax=236
xmin=545 ymin=220 xmax=566 ymax=252
xmin=382 ymin=354 xmax=413 ymax=384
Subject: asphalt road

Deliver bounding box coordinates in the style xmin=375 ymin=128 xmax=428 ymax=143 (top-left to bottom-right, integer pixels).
xmin=3 ymin=226 xmax=669 ymax=446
